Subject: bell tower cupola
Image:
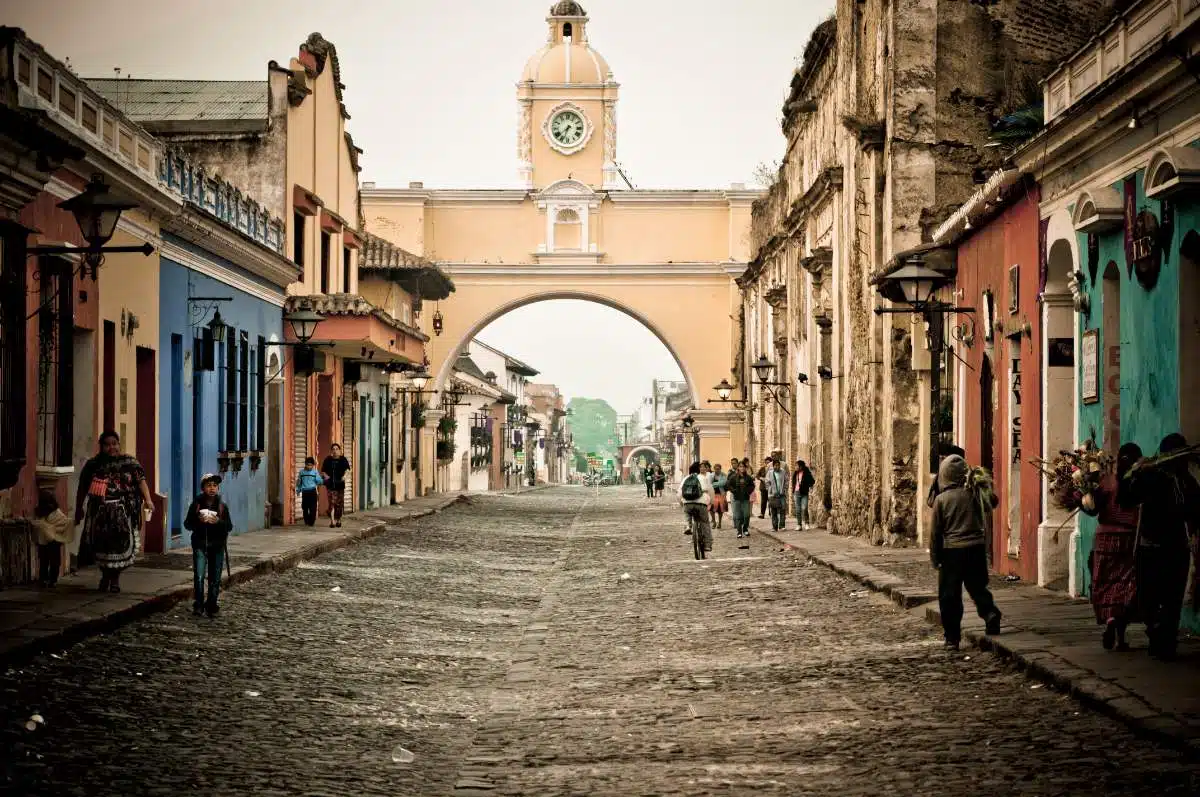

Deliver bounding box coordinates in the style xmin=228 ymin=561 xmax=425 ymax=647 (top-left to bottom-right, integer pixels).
xmin=518 ymin=2 xmax=620 ymax=190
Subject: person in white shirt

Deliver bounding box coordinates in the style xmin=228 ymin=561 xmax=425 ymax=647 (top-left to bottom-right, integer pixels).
xmin=678 ymin=461 xmax=713 ymax=553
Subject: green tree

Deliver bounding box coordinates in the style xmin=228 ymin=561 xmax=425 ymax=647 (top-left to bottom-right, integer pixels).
xmin=566 ymin=397 xmax=619 ymax=464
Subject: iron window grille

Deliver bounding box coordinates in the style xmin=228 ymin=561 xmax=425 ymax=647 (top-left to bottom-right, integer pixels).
xmin=36 ymin=257 xmax=74 ymax=467
xmin=255 ymin=336 xmax=266 ymax=450
xmin=0 ymin=234 xmax=25 ymax=488
xmin=224 ymin=329 xmax=237 ymax=450
xmin=238 ymin=331 xmax=249 ymax=452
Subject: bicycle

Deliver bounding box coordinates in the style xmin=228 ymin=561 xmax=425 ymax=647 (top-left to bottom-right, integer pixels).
xmin=689 ymin=513 xmax=705 ymax=560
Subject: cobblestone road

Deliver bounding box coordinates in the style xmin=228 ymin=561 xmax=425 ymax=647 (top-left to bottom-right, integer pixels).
xmin=2 ymin=487 xmax=1198 ymax=795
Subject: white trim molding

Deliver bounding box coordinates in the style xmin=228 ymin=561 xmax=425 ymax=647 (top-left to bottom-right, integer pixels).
xmin=1071 ymin=185 xmax=1125 ymax=233
xmin=159 ymin=239 xmax=288 ymax=307
xmin=1144 ymin=145 xmax=1200 ymax=199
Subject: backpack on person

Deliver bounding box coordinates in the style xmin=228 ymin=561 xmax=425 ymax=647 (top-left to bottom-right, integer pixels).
xmin=681 ymin=474 xmax=702 ymax=501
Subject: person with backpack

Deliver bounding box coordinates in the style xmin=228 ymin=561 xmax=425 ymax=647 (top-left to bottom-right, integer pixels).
xmin=792 ymin=459 xmax=816 ymax=530
xmin=930 ymin=453 xmax=1002 ymax=650
xmin=678 ymin=461 xmax=713 ymax=554
xmin=184 ymin=473 xmax=233 ymax=618
xmin=727 ymin=460 xmax=756 ymax=547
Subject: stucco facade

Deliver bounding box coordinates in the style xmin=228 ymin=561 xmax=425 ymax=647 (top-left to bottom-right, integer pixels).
xmin=362 ymin=3 xmax=758 ymax=478
xmin=741 ymin=0 xmax=1126 ymax=546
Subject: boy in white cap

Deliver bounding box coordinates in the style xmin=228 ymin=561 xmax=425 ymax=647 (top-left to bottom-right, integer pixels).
xmin=184 ymin=473 xmax=233 ymax=617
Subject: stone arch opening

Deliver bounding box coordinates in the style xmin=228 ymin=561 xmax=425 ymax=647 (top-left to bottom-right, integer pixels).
xmin=431 ymin=291 xmax=699 ymax=407
xmin=623 ymin=444 xmax=661 ymax=469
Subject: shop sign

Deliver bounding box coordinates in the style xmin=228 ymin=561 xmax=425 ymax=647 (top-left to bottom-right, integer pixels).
xmin=1130 ymin=209 xmax=1162 ymax=289
xmin=1081 ymin=329 xmax=1099 ymax=405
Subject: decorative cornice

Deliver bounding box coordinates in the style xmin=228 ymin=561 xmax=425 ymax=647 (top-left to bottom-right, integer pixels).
xmin=159 ymin=238 xmax=287 ymax=307
xmin=801 ymin=246 xmax=833 ymax=276
xmin=764 ymin=284 xmax=788 ymax=309
xmin=286 ymin=293 xmax=430 ymax=343
xmin=441 ymin=261 xmax=736 ymax=277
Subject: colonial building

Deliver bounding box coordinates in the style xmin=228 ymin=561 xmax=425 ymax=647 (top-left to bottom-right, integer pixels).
xmin=362 ymin=2 xmax=758 ymax=487
xmin=3 ymin=29 xmax=174 ymax=573
xmin=936 ymin=0 xmax=1200 ymax=612
xmin=742 ymin=0 xmax=1128 ymax=545
xmin=89 ymin=34 xmax=447 ymax=517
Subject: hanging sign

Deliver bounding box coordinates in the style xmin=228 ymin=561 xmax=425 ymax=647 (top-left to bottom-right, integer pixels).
xmin=1130 ymin=209 xmax=1161 ymax=289
xmin=1081 ymin=329 xmax=1099 ymax=405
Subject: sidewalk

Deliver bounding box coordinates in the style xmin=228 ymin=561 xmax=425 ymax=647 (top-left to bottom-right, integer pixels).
xmin=0 ymin=493 xmax=463 ymax=668
xmin=751 ymin=515 xmax=1200 ymax=752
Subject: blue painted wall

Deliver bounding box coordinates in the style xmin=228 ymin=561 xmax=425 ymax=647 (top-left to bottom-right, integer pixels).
xmin=159 ymin=235 xmax=284 ymax=547
xmin=1075 ymin=165 xmax=1200 ymax=630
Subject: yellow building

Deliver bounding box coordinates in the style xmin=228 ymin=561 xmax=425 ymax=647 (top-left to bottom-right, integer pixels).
xmin=363 ymin=1 xmax=759 ymax=488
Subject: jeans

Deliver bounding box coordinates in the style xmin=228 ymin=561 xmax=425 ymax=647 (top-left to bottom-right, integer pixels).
xmin=38 ymin=542 xmax=62 ymax=585
xmin=684 ymin=504 xmax=712 ymax=551
xmin=193 ymin=543 xmax=225 ymax=611
xmin=300 ymin=490 xmax=318 ymax=526
xmin=937 ymin=545 xmax=1000 ymax=644
xmin=758 ymin=486 xmax=768 ymax=518
xmin=768 ymin=496 xmax=785 ymax=530
xmin=646 ymin=481 xmax=654 ymax=498
xmin=730 ymin=499 xmax=751 ymax=536
xmin=1137 ymin=545 xmax=1189 ymax=656
xmin=326 ymin=487 xmax=345 ymax=522
xmin=792 ymin=493 xmax=810 ymax=527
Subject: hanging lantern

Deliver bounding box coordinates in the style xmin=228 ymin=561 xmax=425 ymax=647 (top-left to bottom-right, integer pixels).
xmin=432 ymin=308 xmax=444 ymax=336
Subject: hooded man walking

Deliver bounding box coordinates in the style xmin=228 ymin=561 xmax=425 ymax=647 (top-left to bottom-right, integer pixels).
xmin=930 ymin=454 xmax=1001 ymax=650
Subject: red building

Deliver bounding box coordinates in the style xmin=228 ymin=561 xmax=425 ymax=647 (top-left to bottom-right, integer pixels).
xmin=939 ymin=175 xmax=1045 ymax=583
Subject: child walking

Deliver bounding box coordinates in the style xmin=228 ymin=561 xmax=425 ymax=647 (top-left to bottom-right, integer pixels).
xmin=930 ymin=454 xmax=1002 ymax=650
xmin=296 ymin=457 xmax=324 ymax=526
xmin=32 ymin=490 xmax=72 ymax=587
xmin=184 ymin=473 xmax=233 ymax=618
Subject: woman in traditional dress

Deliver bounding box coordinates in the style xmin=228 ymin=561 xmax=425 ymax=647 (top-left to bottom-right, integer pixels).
xmin=73 ymin=431 xmax=152 ymax=593
xmin=1088 ymin=442 xmax=1143 ymax=651
xmin=653 ymin=464 xmax=666 ymax=498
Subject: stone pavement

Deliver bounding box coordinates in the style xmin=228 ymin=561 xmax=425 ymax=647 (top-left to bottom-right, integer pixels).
xmin=5 ymin=486 xmax=1197 ymax=795
xmin=0 ymin=492 xmax=463 ymax=668
xmin=752 ymin=514 xmax=1200 ymax=750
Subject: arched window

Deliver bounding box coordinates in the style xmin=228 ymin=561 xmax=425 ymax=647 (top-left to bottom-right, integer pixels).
xmin=563 ymin=22 xmax=573 ymax=39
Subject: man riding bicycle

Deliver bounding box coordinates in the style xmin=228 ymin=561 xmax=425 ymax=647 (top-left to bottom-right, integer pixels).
xmin=679 ymin=461 xmax=713 ymax=555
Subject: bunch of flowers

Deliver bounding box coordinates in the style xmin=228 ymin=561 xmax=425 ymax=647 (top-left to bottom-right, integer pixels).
xmin=1032 ymin=442 xmax=1113 ymax=515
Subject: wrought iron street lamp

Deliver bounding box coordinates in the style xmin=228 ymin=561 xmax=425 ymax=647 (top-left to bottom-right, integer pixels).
xmin=432 ymin=308 xmax=444 ymax=336
xmin=207 ymin=309 xmax=228 ymax=344
xmin=873 ymin=252 xmax=971 ymax=474
xmin=284 ymin=302 xmax=324 ymax=344
xmin=28 ymin=175 xmax=154 ymax=279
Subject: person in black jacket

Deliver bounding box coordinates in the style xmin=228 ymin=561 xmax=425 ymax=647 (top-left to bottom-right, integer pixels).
xmin=185 ymin=473 xmax=233 ymax=618
xmin=321 ymin=445 xmax=352 ymax=528
xmin=1127 ymin=433 xmax=1200 ymax=660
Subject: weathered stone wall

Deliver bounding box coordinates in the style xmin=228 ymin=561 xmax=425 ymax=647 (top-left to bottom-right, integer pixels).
xmin=740 ymin=0 xmax=1120 ymax=544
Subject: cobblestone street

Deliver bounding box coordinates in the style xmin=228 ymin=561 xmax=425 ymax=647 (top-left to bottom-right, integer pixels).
xmin=3 ymin=487 xmax=1199 ymax=795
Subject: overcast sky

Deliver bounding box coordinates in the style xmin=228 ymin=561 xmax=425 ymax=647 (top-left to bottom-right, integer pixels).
xmin=5 ymin=0 xmax=832 ymax=411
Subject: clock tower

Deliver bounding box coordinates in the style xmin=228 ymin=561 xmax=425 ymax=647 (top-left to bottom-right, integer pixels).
xmin=518 ymin=2 xmax=619 ymax=190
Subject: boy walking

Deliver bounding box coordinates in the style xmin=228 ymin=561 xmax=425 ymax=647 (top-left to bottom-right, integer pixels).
xmin=32 ymin=490 xmax=72 ymax=587
xmin=184 ymin=473 xmax=233 ymax=617
xmin=296 ymin=457 xmax=324 ymax=526
xmin=930 ymin=454 xmax=1001 ymax=649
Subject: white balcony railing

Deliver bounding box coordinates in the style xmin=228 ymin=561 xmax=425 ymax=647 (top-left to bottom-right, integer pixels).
xmin=1044 ymin=0 xmax=1199 ymax=122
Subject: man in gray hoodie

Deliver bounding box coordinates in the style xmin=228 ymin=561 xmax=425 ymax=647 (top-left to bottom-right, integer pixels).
xmin=930 ymin=454 xmax=1001 ymax=649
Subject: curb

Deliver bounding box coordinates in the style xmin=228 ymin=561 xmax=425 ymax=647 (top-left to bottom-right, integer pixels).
xmin=0 ymin=495 xmax=465 ymax=669
xmin=755 ymin=525 xmax=1200 ymax=755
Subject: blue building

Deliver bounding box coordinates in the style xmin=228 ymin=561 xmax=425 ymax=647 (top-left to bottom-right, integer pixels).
xmin=157 ymin=151 xmax=299 ymax=546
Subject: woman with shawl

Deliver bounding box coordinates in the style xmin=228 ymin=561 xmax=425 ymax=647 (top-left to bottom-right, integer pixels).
xmin=73 ymin=431 xmax=153 ymax=592
xmin=1087 ymin=442 xmax=1143 ymax=651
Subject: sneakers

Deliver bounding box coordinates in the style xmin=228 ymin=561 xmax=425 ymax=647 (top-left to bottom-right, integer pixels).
xmin=944 ymin=640 xmax=960 ymax=651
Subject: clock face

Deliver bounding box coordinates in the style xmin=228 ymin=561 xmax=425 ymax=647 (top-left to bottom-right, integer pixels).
xmin=550 ymin=110 xmax=586 ymax=147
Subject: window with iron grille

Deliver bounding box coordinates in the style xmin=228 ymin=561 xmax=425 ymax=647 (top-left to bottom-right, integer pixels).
xmin=256 ymin=337 xmax=266 ymax=450
xmin=36 ymin=257 xmax=74 ymax=467
xmin=239 ymin=332 xmax=249 ymax=451
xmin=0 ymin=235 xmax=28 ymax=488
xmin=225 ymin=329 xmax=237 ymax=450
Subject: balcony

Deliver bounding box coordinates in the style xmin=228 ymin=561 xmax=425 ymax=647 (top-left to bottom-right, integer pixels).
xmin=286 ymin=293 xmax=428 ymax=365
xmin=1044 ymin=0 xmax=1200 ymax=123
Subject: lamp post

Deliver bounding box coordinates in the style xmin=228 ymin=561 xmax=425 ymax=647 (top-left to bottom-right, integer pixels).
xmin=873 ymin=256 xmax=970 ymax=474
xmin=28 ymin=175 xmax=154 ymax=279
